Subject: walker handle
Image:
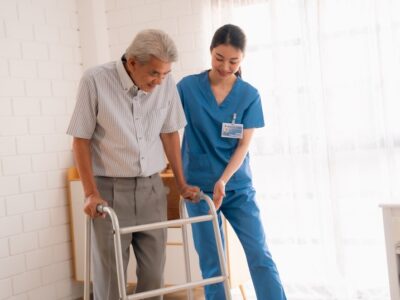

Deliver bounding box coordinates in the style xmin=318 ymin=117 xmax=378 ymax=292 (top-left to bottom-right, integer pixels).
xmin=96 ymin=204 xmax=106 ymax=213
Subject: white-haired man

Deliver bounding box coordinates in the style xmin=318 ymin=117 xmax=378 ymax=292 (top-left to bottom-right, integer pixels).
xmin=67 ymin=29 xmax=199 ymax=300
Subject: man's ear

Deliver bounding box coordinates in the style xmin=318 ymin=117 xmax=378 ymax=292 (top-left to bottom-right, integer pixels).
xmin=127 ymin=57 xmax=137 ymax=71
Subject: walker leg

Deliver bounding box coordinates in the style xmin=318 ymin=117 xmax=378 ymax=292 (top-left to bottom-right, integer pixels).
xmin=111 ymin=219 xmax=128 ymax=300
xmin=97 ymin=205 xmax=128 ymax=300
xmin=180 ymin=199 xmax=194 ymax=300
xmin=208 ymin=200 xmax=232 ymax=300
xmin=84 ymin=215 xmax=91 ymax=300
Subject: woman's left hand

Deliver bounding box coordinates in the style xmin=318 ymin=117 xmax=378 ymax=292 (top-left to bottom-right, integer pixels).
xmin=213 ymin=179 xmax=226 ymax=210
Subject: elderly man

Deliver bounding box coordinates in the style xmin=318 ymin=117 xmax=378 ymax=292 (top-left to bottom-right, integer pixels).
xmin=67 ymin=29 xmax=198 ymax=300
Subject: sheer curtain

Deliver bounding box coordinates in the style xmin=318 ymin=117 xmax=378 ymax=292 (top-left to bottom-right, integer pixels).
xmin=210 ymin=0 xmax=400 ymax=299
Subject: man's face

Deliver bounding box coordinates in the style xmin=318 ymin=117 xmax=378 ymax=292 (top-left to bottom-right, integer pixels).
xmin=127 ymin=56 xmax=172 ymax=92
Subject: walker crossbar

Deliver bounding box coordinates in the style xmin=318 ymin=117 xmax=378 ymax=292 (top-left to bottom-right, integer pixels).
xmin=84 ymin=191 xmax=231 ymax=300
xmin=118 ymin=215 xmax=213 ymax=235
xmin=126 ymin=276 xmax=225 ymax=300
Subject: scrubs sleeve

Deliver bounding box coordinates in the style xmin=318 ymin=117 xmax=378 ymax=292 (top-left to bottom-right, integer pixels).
xmin=176 ymin=80 xmax=185 ymax=109
xmin=66 ymin=72 xmax=98 ymax=139
xmin=160 ymin=76 xmax=187 ymax=133
xmin=242 ymin=91 xmax=265 ymax=129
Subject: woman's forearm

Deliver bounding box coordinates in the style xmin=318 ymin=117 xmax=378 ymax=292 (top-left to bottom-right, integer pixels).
xmin=219 ymin=129 xmax=254 ymax=183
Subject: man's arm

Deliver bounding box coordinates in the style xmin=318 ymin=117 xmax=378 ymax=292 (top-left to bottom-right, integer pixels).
xmin=160 ymin=131 xmax=199 ymax=200
xmin=72 ymin=137 xmax=106 ymax=217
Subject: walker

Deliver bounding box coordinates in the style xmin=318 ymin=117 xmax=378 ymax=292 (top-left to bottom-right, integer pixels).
xmin=83 ymin=191 xmax=231 ymax=300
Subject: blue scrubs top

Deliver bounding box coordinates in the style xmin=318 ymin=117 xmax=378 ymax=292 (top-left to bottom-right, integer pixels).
xmin=177 ymin=71 xmax=265 ymax=192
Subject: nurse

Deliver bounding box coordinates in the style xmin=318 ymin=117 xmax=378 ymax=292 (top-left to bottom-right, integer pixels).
xmin=177 ymin=24 xmax=287 ymax=300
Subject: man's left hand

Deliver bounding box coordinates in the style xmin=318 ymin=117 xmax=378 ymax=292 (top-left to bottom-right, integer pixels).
xmin=179 ymin=184 xmax=201 ymax=202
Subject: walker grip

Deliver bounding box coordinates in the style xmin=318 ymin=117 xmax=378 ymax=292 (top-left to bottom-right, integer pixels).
xmin=96 ymin=204 xmax=106 ymax=213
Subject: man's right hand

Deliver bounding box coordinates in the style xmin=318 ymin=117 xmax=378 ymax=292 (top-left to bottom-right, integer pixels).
xmin=84 ymin=194 xmax=107 ymax=218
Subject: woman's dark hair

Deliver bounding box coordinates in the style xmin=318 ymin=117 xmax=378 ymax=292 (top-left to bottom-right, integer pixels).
xmin=210 ymin=24 xmax=246 ymax=77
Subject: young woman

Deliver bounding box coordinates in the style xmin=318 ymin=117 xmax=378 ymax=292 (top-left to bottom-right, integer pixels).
xmin=177 ymin=24 xmax=287 ymax=300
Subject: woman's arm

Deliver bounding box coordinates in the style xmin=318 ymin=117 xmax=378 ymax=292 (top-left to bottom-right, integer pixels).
xmin=213 ymin=128 xmax=255 ymax=209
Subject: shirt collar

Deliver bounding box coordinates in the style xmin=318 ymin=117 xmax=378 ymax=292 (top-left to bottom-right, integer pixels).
xmin=116 ymin=55 xmax=139 ymax=95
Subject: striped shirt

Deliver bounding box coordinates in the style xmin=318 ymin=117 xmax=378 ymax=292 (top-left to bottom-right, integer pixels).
xmin=67 ymin=58 xmax=187 ymax=177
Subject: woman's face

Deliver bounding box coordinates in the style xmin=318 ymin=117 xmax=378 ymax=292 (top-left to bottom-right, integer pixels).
xmin=210 ymin=44 xmax=243 ymax=78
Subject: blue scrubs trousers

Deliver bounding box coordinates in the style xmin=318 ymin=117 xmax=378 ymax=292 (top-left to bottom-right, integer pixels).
xmin=186 ymin=187 xmax=286 ymax=300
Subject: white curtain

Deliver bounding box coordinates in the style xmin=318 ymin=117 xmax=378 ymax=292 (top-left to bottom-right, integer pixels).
xmin=210 ymin=0 xmax=400 ymax=299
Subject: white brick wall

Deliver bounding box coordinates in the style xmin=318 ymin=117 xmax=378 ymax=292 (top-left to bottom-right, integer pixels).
xmin=8 ymin=294 xmax=28 ymax=300
xmin=0 ymin=98 xmax=13 ymax=116
xmin=0 ymin=0 xmax=83 ymax=298
xmin=0 ymin=255 xmax=25 ymax=279
xmin=105 ymin=0 xmax=213 ymax=80
xmin=0 ymin=278 xmax=13 ymax=300
xmin=12 ymin=270 xmax=42 ymax=294
xmin=0 ymin=238 xmax=9 ymax=258
xmin=2 ymin=156 xmax=31 ymax=175
xmin=26 ymin=247 xmax=54 ymax=270
xmin=28 ymin=285 xmax=57 ymax=300
xmin=13 ymin=98 xmax=41 ymax=116
xmin=0 ymin=0 xmax=214 ymax=298
xmin=16 ymin=136 xmax=44 ymax=154
xmin=9 ymin=232 xmax=38 ymax=255
xmin=0 ymin=137 xmax=16 ymax=156
xmin=6 ymin=194 xmax=35 ymax=216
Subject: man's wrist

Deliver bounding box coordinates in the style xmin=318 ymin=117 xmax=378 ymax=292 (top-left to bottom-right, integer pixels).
xmin=177 ymin=182 xmax=188 ymax=192
xmin=85 ymin=191 xmax=99 ymax=199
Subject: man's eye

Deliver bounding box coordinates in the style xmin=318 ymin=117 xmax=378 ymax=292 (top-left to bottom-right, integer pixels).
xmin=216 ymin=58 xmax=223 ymax=62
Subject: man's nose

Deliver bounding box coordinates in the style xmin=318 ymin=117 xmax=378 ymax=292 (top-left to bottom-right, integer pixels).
xmin=154 ymin=75 xmax=164 ymax=85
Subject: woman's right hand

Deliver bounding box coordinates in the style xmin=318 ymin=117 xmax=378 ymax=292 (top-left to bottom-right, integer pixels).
xmin=213 ymin=179 xmax=226 ymax=210
xmin=84 ymin=194 xmax=107 ymax=218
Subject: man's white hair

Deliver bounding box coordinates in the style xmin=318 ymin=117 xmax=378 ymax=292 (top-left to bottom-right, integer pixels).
xmin=125 ymin=29 xmax=178 ymax=64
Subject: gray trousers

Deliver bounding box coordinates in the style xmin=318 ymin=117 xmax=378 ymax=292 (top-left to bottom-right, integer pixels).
xmin=92 ymin=174 xmax=167 ymax=300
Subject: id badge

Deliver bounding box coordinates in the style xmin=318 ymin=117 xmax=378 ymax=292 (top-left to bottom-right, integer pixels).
xmin=221 ymin=122 xmax=243 ymax=139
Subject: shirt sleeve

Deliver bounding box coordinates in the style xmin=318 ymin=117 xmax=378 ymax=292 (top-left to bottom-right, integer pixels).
xmin=242 ymin=90 xmax=265 ymax=129
xmin=66 ymin=72 xmax=98 ymax=139
xmin=160 ymin=75 xmax=187 ymax=133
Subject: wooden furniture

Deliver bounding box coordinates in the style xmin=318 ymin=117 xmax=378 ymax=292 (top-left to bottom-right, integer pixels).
xmin=380 ymin=203 xmax=400 ymax=300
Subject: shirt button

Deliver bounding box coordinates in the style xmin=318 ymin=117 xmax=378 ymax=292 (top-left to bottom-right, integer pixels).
xmin=141 ymin=157 xmax=144 ymax=160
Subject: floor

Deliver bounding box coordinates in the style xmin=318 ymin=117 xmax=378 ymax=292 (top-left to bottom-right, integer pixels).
xmin=163 ymin=288 xmax=204 ymax=300
xmin=80 ymin=285 xmax=205 ymax=299
xmin=78 ymin=282 xmax=258 ymax=299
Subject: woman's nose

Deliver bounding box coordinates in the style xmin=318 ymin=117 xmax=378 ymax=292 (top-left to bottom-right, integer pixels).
xmin=222 ymin=61 xmax=230 ymax=71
